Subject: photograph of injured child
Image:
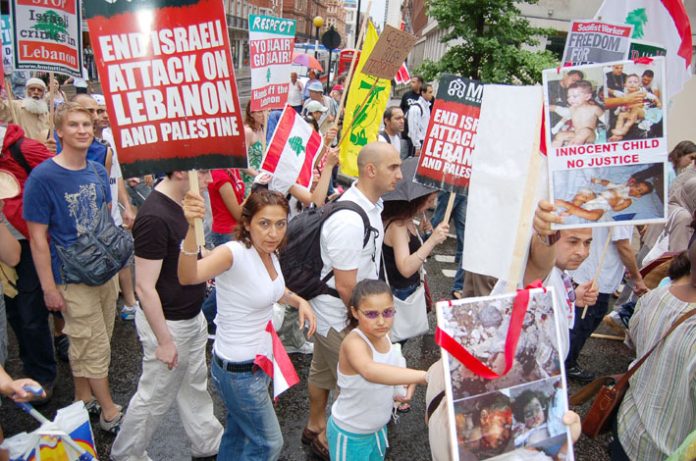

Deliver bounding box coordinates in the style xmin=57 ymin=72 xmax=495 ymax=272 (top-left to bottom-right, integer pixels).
xmin=543 ymin=60 xmax=664 ymax=148
xmin=552 ymin=163 xmax=665 ymax=226
xmin=440 ymin=290 xmax=564 ymax=402
xmin=453 ymin=377 xmax=572 ymax=461
xmin=603 ymin=62 xmax=664 ymax=142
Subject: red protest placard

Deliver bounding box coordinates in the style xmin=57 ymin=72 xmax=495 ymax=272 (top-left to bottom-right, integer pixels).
xmin=415 ymin=75 xmax=482 ymax=195
xmin=84 ymin=0 xmax=246 ymax=177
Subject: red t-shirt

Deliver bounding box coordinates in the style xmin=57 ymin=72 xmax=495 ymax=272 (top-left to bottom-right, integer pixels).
xmin=208 ymin=169 xmax=245 ymax=234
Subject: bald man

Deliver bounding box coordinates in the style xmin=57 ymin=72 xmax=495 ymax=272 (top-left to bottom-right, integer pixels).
xmin=302 ymin=142 xmax=402 ymax=459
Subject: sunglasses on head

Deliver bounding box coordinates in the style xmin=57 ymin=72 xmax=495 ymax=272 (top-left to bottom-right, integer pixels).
xmin=358 ymin=308 xmax=396 ymax=320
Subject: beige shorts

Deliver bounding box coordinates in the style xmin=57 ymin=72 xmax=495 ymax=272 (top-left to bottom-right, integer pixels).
xmin=59 ymin=277 xmax=118 ymax=378
xmin=308 ymin=327 xmax=348 ymax=390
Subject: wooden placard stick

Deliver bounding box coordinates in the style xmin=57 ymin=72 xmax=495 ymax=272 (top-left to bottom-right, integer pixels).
xmin=581 ymin=229 xmax=612 ymax=319
xmin=331 ymin=0 xmax=372 ymax=132
xmin=590 ymin=333 xmax=624 ymax=341
xmin=187 ymin=170 xmax=205 ymax=248
xmin=504 ymin=106 xmax=544 ymax=293
xmin=48 ymin=72 xmax=55 ymax=132
xmin=442 ymin=192 xmax=456 ymax=225
xmin=3 ymin=80 xmax=20 ymax=124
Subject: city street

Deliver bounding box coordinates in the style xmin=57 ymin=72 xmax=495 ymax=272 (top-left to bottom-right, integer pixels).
xmin=0 ymin=230 xmax=633 ymax=460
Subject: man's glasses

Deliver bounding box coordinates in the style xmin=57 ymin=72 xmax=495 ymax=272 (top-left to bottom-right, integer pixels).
xmin=358 ymin=308 xmax=396 ymax=320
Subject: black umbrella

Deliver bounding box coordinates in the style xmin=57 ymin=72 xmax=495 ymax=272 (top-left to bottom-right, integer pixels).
xmin=382 ymin=157 xmax=438 ymax=202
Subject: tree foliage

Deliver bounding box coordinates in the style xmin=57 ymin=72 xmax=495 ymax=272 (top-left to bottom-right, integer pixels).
xmin=415 ymin=0 xmax=559 ymax=84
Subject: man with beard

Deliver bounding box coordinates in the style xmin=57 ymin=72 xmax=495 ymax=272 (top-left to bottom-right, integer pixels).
xmin=0 ymin=79 xmax=51 ymax=146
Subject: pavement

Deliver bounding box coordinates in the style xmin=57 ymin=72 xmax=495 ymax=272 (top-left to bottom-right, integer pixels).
xmin=0 ymin=228 xmax=633 ymax=460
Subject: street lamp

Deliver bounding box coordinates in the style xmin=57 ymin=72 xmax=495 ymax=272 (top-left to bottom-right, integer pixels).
xmin=313 ymin=16 xmax=324 ymax=59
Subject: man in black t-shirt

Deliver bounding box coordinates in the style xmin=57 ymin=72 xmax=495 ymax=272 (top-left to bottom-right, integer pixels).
xmin=111 ymin=170 xmax=223 ymax=461
xmin=400 ymin=75 xmax=424 ymax=114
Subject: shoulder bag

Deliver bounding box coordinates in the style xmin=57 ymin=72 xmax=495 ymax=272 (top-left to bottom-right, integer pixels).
xmin=382 ymin=228 xmax=429 ymax=342
xmin=55 ymin=163 xmax=133 ymax=286
xmin=570 ymin=308 xmax=696 ymax=438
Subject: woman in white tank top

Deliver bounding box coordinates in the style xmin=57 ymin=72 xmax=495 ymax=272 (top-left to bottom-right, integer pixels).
xmin=179 ymin=189 xmax=317 ymax=461
xmin=327 ymin=279 xmax=428 ymax=461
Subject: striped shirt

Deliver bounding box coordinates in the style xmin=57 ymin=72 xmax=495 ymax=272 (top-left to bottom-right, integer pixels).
xmin=617 ymin=286 xmax=696 ymax=460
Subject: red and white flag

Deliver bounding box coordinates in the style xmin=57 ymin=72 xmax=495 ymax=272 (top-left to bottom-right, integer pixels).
xmin=254 ymin=320 xmax=300 ymax=399
xmin=395 ymin=62 xmax=411 ymax=85
xmin=595 ymin=0 xmax=692 ymax=100
xmin=261 ymin=106 xmax=323 ymax=194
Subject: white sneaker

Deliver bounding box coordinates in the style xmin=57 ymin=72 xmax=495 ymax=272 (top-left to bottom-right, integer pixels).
xmin=120 ymin=303 xmax=138 ymax=320
xmin=286 ymin=341 xmax=314 ymax=354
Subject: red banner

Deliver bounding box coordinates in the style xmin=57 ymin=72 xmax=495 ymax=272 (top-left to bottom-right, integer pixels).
xmin=85 ymin=0 xmax=246 ymax=177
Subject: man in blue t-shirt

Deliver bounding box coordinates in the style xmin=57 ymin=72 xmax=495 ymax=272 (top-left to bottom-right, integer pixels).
xmin=23 ymin=102 xmax=124 ymax=433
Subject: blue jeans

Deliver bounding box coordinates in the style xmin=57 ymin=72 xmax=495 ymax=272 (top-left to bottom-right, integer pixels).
xmin=431 ymin=191 xmax=467 ymax=292
xmin=566 ymin=292 xmax=610 ymax=368
xmin=211 ymin=358 xmax=283 ymax=461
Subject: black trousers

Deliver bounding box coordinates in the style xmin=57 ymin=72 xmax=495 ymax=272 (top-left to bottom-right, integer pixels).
xmin=4 ymin=240 xmax=56 ymax=384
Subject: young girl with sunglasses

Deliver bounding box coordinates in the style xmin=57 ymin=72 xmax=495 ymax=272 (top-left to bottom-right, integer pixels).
xmin=327 ymin=279 xmax=428 ymax=460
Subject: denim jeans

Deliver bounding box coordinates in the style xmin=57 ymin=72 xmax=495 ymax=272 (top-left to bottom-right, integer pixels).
xmin=211 ymin=358 xmax=283 ymax=461
xmin=566 ymin=292 xmax=610 ymax=368
xmin=431 ymin=191 xmax=467 ymax=292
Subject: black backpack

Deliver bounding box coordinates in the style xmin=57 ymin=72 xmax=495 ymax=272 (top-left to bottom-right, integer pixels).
xmin=279 ymin=200 xmax=376 ymax=300
xmin=403 ymin=102 xmax=422 ymax=141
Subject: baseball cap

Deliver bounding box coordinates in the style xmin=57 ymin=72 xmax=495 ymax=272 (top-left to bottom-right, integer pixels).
xmin=92 ymin=94 xmax=106 ymax=105
xmin=305 ymin=100 xmax=327 ymax=113
xmin=307 ymin=81 xmax=324 ymax=92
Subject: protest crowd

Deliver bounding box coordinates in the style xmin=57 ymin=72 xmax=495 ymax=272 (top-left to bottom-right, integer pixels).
xmin=0 ymin=2 xmax=694 ymax=461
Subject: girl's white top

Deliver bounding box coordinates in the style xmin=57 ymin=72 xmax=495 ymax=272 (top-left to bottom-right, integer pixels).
xmin=331 ymin=328 xmax=404 ymax=434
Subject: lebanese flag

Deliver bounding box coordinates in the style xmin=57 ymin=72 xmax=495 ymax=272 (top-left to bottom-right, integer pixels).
xmin=261 ymin=106 xmax=323 ymax=194
xmin=595 ymin=0 xmax=692 ymax=100
xmin=254 ymin=320 xmax=300 ymax=399
xmin=395 ymin=62 xmax=411 ymax=85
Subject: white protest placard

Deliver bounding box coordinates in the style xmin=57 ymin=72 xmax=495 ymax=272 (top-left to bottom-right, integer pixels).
xmin=543 ymin=58 xmax=668 ymax=229
xmin=436 ymin=288 xmax=574 ymax=461
xmin=1 ymin=15 xmax=13 ymax=73
xmin=249 ymin=15 xmax=296 ymax=112
xmin=562 ymin=20 xmax=633 ymax=66
xmin=462 ymin=85 xmax=545 ymax=282
xmin=10 ymin=0 xmax=82 ymax=77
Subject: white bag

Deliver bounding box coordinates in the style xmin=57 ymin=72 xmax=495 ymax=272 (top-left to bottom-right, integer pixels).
xmin=383 ymin=252 xmax=429 ymax=342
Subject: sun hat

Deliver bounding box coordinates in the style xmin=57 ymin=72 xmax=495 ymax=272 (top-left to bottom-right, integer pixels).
xmin=307 ymin=81 xmax=324 ymax=93
xmin=0 ymin=169 xmax=20 ymax=200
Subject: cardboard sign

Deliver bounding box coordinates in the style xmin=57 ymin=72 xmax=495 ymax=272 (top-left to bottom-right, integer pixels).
xmin=1 ymin=15 xmax=13 ymax=73
xmin=562 ymin=20 xmax=633 ymax=66
xmin=415 ymin=75 xmax=482 ymax=194
xmin=361 ymin=25 xmax=416 ymax=80
xmin=543 ymin=58 xmax=668 ymax=229
xmin=436 ymin=288 xmax=574 ymax=461
xmin=84 ymin=0 xmax=247 ymax=177
xmin=249 ymin=14 xmax=296 ymax=111
xmin=462 ymin=85 xmax=544 ymax=282
xmin=10 ymin=0 xmax=82 ymax=77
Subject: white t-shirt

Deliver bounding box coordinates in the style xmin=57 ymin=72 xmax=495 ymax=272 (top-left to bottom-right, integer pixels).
xmin=378 ymin=132 xmax=401 ymax=147
xmin=311 ymin=185 xmax=384 ymax=336
xmin=213 ymin=241 xmax=286 ymax=362
xmin=288 ymin=80 xmax=303 ymax=106
xmin=571 ymin=225 xmax=633 ymax=293
xmin=73 ymin=67 xmax=88 ymax=88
